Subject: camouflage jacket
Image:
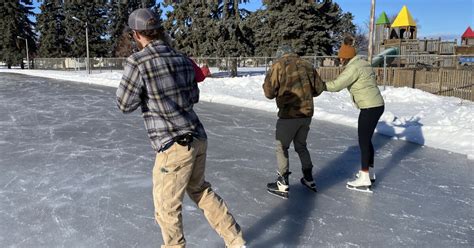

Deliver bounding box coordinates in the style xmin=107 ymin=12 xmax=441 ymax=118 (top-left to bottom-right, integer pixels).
xmin=263 ymin=54 xmax=325 ymax=119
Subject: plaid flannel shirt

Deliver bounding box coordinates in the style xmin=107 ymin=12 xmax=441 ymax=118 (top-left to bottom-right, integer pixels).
xmin=116 ymin=40 xmax=206 ymax=152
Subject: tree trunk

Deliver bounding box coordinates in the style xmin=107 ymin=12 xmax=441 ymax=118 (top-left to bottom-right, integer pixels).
xmin=230 ymin=58 xmax=238 ymax=77
xmin=234 ymin=1 xmax=239 ymax=21
xmin=223 ymin=0 xmax=229 ymax=20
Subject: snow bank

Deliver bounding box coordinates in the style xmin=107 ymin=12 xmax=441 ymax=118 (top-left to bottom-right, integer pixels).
xmin=1 ymin=69 xmax=472 ymax=159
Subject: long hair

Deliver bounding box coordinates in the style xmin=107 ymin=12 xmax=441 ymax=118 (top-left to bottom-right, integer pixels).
xmin=136 ymin=27 xmax=174 ymax=46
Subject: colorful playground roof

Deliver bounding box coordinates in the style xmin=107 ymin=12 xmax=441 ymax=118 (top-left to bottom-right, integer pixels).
xmin=461 ymin=27 xmax=474 ymax=38
xmin=376 ymin=12 xmax=390 ymax=25
xmin=391 ymin=5 xmax=416 ymax=28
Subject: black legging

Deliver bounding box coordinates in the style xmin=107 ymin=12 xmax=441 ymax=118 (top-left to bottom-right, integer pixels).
xmin=358 ymin=105 xmax=384 ymax=170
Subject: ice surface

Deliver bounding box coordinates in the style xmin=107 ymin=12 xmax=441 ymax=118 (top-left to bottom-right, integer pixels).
xmin=0 ymin=74 xmax=473 ymax=247
xmin=1 ymin=68 xmax=472 ymax=158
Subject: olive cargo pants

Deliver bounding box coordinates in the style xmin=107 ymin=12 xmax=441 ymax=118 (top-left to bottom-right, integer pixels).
xmin=152 ymin=138 xmax=245 ymax=248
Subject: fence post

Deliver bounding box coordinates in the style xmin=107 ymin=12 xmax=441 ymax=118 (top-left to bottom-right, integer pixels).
xmin=265 ymin=57 xmax=268 ymax=73
xmin=470 ymin=70 xmax=474 ymax=101
xmin=383 ymin=54 xmax=387 ymax=90
xmin=437 ymin=68 xmax=443 ymax=95
xmin=471 ymin=80 xmax=474 ymax=102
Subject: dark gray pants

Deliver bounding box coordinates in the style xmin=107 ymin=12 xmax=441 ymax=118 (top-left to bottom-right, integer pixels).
xmin=275 ymin=117 xmax=313 ymax=176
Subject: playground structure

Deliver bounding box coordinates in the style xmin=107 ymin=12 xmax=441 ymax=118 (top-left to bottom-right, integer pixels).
xmin=456 ymin=27 xmax=474 ymax=66
xmin=374 ymin=5 xmax=474 ymax=68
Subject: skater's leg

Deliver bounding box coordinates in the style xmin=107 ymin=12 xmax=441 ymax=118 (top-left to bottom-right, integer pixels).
xmin=186 ymin=139 xmax=245 ymax=247
xmin=358 ymin=110 xmax=372 ymax=171
xmin=350 ymin=106 xmax=384 ymax=191
xmin=152 ymin=142 xmax=196 ymax=248
xmin=267 ymin=119 xmax=299 ymax=198
xmin=275 ymin=118 xmax=299 ymax=176
xmin=292 ymin=118 xmax=316 ymax=191
xmin=359 ymin=106 xmax=384 ymax=170
xmin=293 ymin=117 xmax=313 ymax=172
xmin=369 ymin=142 xmax=374 ymax=167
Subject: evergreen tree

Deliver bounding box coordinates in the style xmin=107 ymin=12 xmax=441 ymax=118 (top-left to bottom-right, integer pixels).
xmin=250 ymin=0 xmax=354 ymax=57
xmin=214 ymin=0 xmax=254 ymax=57
xmin=63 ymin=1 xmax=108 ymax=58
xmin=37 ymin=0 xmax=69 ymax=57
xmin=164 ymin=0 xmax=253 ymax=77
xmin=215 ymin=0 xmax=254 ymax=76
xmin=0 ymin=0 xmax=37 ymax=68
xmin=163 ymin=0 xmax=218 ymax=56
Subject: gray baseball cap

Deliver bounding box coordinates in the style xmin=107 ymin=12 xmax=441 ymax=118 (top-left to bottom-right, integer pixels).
xmin=275 ymin=44 xmax=295 ymax=58
xmin=128 ymin=8 xmax=162 ymax=31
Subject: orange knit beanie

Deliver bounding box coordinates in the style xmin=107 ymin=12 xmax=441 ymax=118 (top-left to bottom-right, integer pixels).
xmin=338 ymin=44 xmax=356 ymax=59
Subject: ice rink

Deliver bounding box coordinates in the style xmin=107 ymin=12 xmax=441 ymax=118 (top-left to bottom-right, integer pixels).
xmin=0 ymin=73 xmax=472 ymax=247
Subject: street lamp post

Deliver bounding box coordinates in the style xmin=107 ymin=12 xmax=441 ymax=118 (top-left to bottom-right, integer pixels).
xmin=17 ymin=36 xmax=29 ymax=69
xmin=72 ymin=16 xmax=90 ymax=74
xmin=368 ymin=0 xmax=376 ymax=64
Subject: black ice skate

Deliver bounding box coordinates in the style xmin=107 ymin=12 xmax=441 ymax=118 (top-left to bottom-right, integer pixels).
xmin=301 ymin=169 xmax=317 ymax=192
xmin=267 ymin=172 xmax=290 ymax=199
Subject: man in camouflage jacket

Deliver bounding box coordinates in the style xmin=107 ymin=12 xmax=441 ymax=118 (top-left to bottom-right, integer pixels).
xmin=263 ymin=45 xmax=325 ymax=198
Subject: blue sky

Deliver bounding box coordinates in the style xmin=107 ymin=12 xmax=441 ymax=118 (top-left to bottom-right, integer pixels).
xmin=240 ymin=0 xmax=474 ymax=39
xmin=32 ymin=0 xmax=473 ymax=39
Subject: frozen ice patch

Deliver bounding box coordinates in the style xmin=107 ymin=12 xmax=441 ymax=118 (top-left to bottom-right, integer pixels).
xmin=1 ymin=69 xmax=473 ymax=157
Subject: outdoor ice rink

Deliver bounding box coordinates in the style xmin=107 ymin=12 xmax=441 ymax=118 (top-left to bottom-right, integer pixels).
xmin=0 ymin=73 xmax=472 ymax=247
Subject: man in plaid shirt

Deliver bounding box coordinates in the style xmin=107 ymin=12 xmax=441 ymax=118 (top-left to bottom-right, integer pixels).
xmin=116 ymin=8 xmax=246 ymax=248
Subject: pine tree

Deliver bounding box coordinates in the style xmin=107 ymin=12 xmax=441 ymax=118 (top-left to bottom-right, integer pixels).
xmin=215 ymin=0 xmax=254 ymax=76
xmin=163 ymin=0 xmax=218 ymax=56
xmin=63 ymin=1 xmax=108 ymax=58
xmin=249 ymin=0 xmax=355 ymax=57
xmin=164 ymin=1 xmax=254 ymax=77
xmin=0 ymin=0 xmax=37 ymax=68
xmin=37 ymin=0 xmax=69 ymax=57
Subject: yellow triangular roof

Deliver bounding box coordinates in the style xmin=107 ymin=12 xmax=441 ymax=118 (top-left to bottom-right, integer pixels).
xmin=391 ymin=5 xmax=416 ymax=27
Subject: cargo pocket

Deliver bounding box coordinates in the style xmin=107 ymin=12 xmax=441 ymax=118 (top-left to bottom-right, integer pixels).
xmin=159 ymin=143 xmax=192 ymax=199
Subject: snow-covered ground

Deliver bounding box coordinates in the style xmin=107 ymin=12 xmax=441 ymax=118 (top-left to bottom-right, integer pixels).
xmin=1 ymin=68 xmax=472 ymax=159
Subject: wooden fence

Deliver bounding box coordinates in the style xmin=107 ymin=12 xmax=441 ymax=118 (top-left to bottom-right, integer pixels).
xmin=317 ymin=67 xmax=473 ymax=101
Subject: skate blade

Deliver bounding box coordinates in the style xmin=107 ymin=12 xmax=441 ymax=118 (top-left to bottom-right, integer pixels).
xmin=300 ymin=178 xmax=317 ymax=192
xmin=267 ymin=189 xmax=289 ymax=199
xmin=346 ymin=185 xmax=373 ymax=193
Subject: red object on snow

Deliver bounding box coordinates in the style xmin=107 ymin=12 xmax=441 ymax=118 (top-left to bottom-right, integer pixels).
xmin=201 ymin=65 xmax=211 ymax=78
xmin=190 ymin=59 xmax=206 ymax=83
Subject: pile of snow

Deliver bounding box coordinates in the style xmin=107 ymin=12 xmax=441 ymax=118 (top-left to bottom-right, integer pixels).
xmin=1 ymin=69 xmax=473 ymax=159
